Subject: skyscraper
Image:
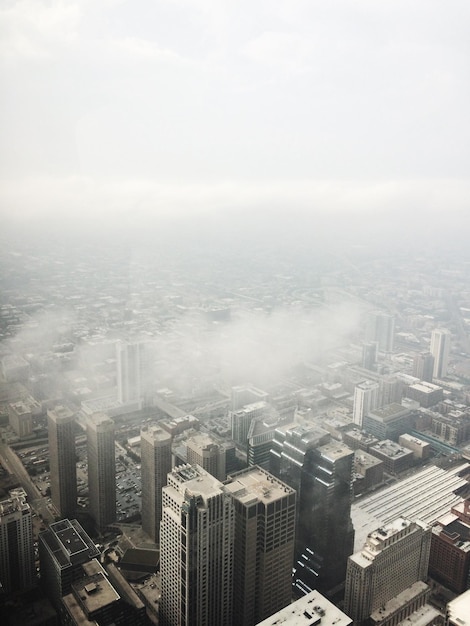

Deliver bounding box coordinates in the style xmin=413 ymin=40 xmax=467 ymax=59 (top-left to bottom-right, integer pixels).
xmin=344 ymin=518 xmax=431 ymax=625
xmin=412 ymin=351 xmax=435 ymax=382
xmin=87 ymin=413 xmax=116 ymax=531
xmin=0 ymin=488 xmax=35 ymax=595
xmin=48 ymin=405 xmax=77 ymax=519
xmin=160 ymin=465 xmax=234 ymax=626
xmin=353 ymin=380 xmax=379 ymax=428
xmin=430 ymin=328 xmax=451 ymax=379
xmin=186 ymin=432 xmax=226 ymax=481
xmin=365 ymin=312 xmax=395 ymax=353
xmin=140 ymin=424 xmax=172 ymax=543
xmin=270 ymin=424 xmax=354 ymax=596
xmin=225 ymin=466 xmax=296 ymax=626
xmin=116 ymin=339 xmax=156 ymax=407
xmin=361 ymin=341 xmax=378 ymax=371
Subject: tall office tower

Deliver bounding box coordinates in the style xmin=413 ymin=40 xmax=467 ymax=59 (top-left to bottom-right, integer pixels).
xmin=0 ymin=488 xmax=35 ymax=595
xmin=231 ymin=401 xmax=268 ymax=446
xmin=186 ymin=432 xmax=226 ymax=481
xmin=270 ymin=424 xmax=354 ymax=596
xmin=160 ymin=465 xmax=234 ymax=626
xmin=116 ymin=340 xmax=142 ymax=405
xmin=87 ymin=413 xmax=116 ymax=531
xmin=116 ymin=339 xmax=156 ymax=407
xmin=344 ymin=518 xmax=431 ymax=626
xmin=225 ymin=467 xmax=296 ymax=626
xmin=430 ymin=328 xmax=451 ymax=379
xmin=378 ymin=375 xmax=403 ymax=406
xmin=39 ymin=518 xmax=100 ymax=612
xmin=412 ymin=351 xmax=435 ymax=382
xmin=353 ymin=380 xmax=379 ymax=428
xmin=7 ymin=401 xmax=32 ymax=438
xmin=361 ymin=341 xmax=378 ymax=371
xmin=140 ymin=424 xmax=172 ymax=543
xmin=48 ymin=405 xmax=77 ymax=519
xmin=365 ymin=311 xmax=395 ymax=353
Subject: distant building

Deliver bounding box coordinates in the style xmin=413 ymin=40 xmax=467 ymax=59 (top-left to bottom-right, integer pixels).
xmin=255 ymin=589 xmax=352 ymax=626
xmin=140 ymin=424 xmax=172 ymax=543
xmin=344 ymin=518 xmax=431 ymax=626
xmin=225 ymin=467 xmax=296 ymax=626
xmin=116 ymin=339 xmax=156 ymax=408
xmin=8 ymin=401 xmax=32 ymax=438
xmin=231 ymin=401 xmax=268 ymax=446
xmin=0 ymin=488 xmax=35 ymax=595
xmin=353 ymin=381 xmax=379 ymax=428
xmin=343 ymin=428 xmax=379 ymax=453
xmin=247 ymin=416 xmax=280 ymax=470
xmin=363 ymin=403 xmax=412 ymax=441
xmin=231 ymin=385 xmax=269 ymax=411
xmin=186 ymin=432 xmax=226 ymax=481
xmin=430 ymin=328 xmax=451 ymax=379
xmin=369 ymin=440 xmax=414 ymax=474
xmin=431 ymin=412 xmax=470 ymax=446
xmin=413 ymin=352 xmax=435 ymax=383
xmin=398 ymin=433 xmax=431 ymax=460
xmin=87 ymin=413 xmax=116 ymax=531
xmin=365 ymin=312 xmax=395 ymax=353
xmin=48 ymin=405 xmax=77 ymax=519
xmin=353 ymin=450 xmax=384 ymax=495
xmin=406 ymin=381 xmax=443 ymax=408
xmin=361 ymin=342 xmax=378 ymax=371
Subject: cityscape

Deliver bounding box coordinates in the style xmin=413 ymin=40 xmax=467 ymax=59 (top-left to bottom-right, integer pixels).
xmin=1 ymin=220 xmax=470 ymax=626
xmin=1 ymin=1 xmax=470 ymax=625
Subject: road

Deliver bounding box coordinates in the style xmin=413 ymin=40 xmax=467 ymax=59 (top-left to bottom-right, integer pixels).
xmin=0 ymin=442 xmax=54 ymax=523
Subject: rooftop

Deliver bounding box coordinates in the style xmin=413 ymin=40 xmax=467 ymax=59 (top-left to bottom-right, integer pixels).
xmin=255 ymin=589 xmax=352 ymax=625
xmin=352 ymin=463 xmax=470 ymax=550
xmin=225 ymin=466 xmax=294 ymax=505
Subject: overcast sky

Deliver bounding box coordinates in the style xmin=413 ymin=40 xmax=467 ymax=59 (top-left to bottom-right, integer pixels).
xmin=1 ymin=0 xmax=469 ymax=226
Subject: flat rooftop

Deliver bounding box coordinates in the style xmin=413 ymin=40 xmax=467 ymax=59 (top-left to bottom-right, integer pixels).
xmin=370 ymin=440 xmax=413 ymax=459
xmin=225 ymin=467 xmax=294 ymax=505
xmin=317 ymin=441 xmax=353 ymax=461
xmin=255 ymin=589 xmax=352 ymax=625
xmin=352 ymin=463 xmax=470 ymax=550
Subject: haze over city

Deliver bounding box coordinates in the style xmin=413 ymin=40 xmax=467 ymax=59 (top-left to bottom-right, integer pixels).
xmin=1 ymin=1 xmax=470 ymax=626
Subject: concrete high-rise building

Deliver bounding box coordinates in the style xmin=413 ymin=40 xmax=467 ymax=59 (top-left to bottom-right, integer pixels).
xmin=39 ymin=518 xmax=100 ymax=612
xmin=344 ymin=518 xmax=431 ymax=626
xmin=225 ymin=467 xmax=296 ymax=626
xmin=7 ymin=401 xmax=32 ymax=438
xmin=365 ymin=312 xmax=395 ymax=353
xmin=48 ymin=405 xmax=77 ymax=519
xmin=116 ymin=339 xmax=156 ymax=407
xmin=160 ymin=465 xmax=234 ymax=626
xmin=140 ymin=424 xmax=172 ymax=543
xmin=270 ymin=424 xmax=354 ymax=596
xmin=87 ymin=413 xmax=116 ymax=531
xmin=231 ymin=401 xmax=268 ymax=446
xmin=361 ymin=342 xmax=378 ymax=371
xmin=0 ymin=488 xmax=35 ymax=595
xmin=430 ymin=328 xmax=451 ymax=379
xmin=186 ymin=432 xmax=226 ymax=481
xmin=412 ymin=351 xmax=435 ymax=383
xmin=353 ymin=381 xmax=379 ymax=428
